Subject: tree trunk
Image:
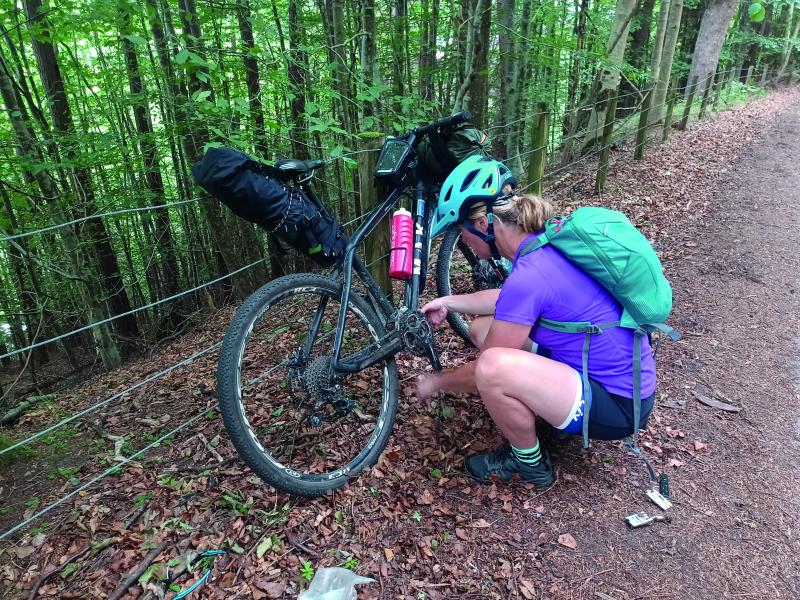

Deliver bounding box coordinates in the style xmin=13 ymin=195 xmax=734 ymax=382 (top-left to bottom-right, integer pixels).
xmin=419 ymin=0 xmax=435 ymax=103
xmin=685 ymin=0 xmax=739 ymax=97
xmin=650 ymin=0 xmax=683 ymax=127
xmin=288 ymin=0 xmax=310 ymax=161
xmin=630 ymin=0 xmax=657 ymax=69
xmin=777 ymin=2 xmax=799 ymax=82
xmin=495 ymin=0 xmax=516 ymax=160
xmin=24 ymin=0 xmax=135 ymax=359
xmin=453 ymin=0 xmax=485 ymax=114
xmin=580 ymin=0 xmax=638 ymax=150
xmin=237 ymin=0 xmax=269 ymax=155
xmin=360 ymin=0 xmax=379 ymax=126
xmin=561 ymin=0 xmax=589 ymax=165
xmin=468 ymin=0 xmax=492 ymax=128
xmin=0 ymin=182 xmax=48 ymax=369
xmin=510 ymin=0 xmax=532 ymax=175
xmin=178 ymin=0 xmax=250 ymax=301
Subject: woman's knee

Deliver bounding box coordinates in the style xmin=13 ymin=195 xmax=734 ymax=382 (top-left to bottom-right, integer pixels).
xmin=475 ymin=347 xmax=512 ymax=392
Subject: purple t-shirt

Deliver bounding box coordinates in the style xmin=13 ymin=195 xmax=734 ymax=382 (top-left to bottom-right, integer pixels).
xmin=493 ymin=232 xmax=656 ymax=398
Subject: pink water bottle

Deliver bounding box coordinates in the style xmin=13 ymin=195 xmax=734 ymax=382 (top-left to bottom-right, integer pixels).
xmin=389 ymin=208 xmax=414 ymax=280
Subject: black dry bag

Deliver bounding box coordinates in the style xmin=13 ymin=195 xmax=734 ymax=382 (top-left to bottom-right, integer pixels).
xmin=191 ymin=147 xmax=347 ymax=267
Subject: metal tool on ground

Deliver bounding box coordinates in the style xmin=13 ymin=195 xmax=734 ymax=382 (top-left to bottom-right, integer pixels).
xmin=625 ymin=512 xmax=670 ymax=528
xmin=646 ymin=488 xmax=673 ymax=510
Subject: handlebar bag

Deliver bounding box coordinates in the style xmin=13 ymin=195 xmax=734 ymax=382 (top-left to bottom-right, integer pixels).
xmin=192 ymin=146 xmax=347 ymax=267
xmin=416 ymin=123 xmax=491 ymax=184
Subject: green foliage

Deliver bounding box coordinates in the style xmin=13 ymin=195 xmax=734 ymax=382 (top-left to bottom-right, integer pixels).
xmin=0 ymin=0 xmax=780 ymax=378
xmin=300 ymin=561 xmax=315 ymax=581
xmin=0 ymin=432 xmax=34 ymax=471
xmin=220 ymin=489 xmax=254 ymax=515
xmin=49 ymin=466 xmax=81 ymax=485
xmin=749 ymin=3 xmax=766 ymax=23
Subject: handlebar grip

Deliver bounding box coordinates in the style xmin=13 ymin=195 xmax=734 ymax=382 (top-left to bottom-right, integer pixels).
xmin=415 ymin=110 xmax=473 ymax=139
xmin=449 ymin=110 xmax=472 ymax=126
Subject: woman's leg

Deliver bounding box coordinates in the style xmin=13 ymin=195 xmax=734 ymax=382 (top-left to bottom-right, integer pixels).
xmin=474 ymin=347 xmax=580 ymax=448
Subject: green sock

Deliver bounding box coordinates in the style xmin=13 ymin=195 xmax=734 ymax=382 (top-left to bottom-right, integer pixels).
xmin=511 ymin=441 xmax=542 ymax=466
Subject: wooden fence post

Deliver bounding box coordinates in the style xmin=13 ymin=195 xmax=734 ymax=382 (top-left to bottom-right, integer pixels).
xmin=724 ymin=68 xmax=734 ymax=101
xmin=594 ymin=92 xmax=619 ymax=194
xmin=712 ymin=71 xmax=723 ymax=110
xmin=634 ymin=87 xmax=653 ymax=160
xmin=358 ymin=134 xmax=392 ymax=296
xmin=745 ymin=65 xmax=754 ymax=86
xmin=662 ymin=78 xmax=678 ymax=143
xmin=698 ymin=74 xmax=713 ymax=119
xmin=526 ymin=102 xmax=549 ymax=195
xmin=679 ymin=75 xmax=699 ymax=130
xmin=760 ymin=64 xmax=769 ymax=87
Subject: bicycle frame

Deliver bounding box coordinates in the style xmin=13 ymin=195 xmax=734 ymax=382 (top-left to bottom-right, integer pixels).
xmin=289 ymin=111 xmax=480 ymax=377
xmin=296 ymin=169 xmax=435 ymax=375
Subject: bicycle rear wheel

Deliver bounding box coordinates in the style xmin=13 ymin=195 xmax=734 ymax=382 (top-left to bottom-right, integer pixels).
xmin=436 ymin=226 xmax=504 ymax=345
xmin=217 ymin=273 xmax=398 ymax=497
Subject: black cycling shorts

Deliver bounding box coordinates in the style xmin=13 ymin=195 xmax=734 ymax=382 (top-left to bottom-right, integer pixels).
xmin=586 ymin=377 xmax=655 ymax=440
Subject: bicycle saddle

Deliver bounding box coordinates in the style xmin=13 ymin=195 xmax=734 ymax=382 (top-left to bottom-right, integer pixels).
xmin=274 ymin=158 xmax=325 ymax=181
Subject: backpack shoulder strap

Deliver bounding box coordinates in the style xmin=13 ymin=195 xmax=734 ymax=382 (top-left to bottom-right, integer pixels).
xmin=537 ymin=318 xmax=619 ymax=447
xmin=518 ymin=233 xmax=550 ymax=258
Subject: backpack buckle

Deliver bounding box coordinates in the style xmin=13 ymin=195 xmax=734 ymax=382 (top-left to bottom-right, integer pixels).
xmin=583 ymin=325 xmax=603 ymax=335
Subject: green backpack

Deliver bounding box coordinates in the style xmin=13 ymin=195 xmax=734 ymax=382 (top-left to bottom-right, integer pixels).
xmin=519 ymin=206 xmax=680 ymax=447
xmin=416 ymin=123 xmax=490 ymax=183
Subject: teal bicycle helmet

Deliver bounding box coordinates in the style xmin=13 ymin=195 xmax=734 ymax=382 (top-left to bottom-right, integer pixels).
xmin=430 ymin=155 xmax=517 ymax=239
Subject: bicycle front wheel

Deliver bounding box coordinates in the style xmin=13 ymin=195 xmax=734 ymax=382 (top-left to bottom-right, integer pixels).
xmin=436 ymin=226 xmax=504 ymax=345
xmin=217 ymin=273 xmax=398 ymax=497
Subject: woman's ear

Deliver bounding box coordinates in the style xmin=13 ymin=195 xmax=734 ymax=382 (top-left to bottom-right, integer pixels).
xmin=473 ymin=215 xmax=489 ymax=234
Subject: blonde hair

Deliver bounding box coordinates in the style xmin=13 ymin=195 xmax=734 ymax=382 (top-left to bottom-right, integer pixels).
xmin=467 ymin=184 xmax=554 ymax=233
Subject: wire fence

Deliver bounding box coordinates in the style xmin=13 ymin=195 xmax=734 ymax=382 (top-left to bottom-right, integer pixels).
xmin=0 ymin=63 xmax=782 ymax=543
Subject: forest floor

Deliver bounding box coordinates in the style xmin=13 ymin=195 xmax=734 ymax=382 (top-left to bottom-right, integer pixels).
xmin=1 ymin=86 xmax=800 ymax=600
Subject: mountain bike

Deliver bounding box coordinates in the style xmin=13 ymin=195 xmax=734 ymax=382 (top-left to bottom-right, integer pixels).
xmin=216 ymin=111 xmax=506 ymax=497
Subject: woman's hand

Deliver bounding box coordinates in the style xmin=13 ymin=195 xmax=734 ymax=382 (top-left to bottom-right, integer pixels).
xmin=421 ymin=296 xmax=450 ymax=328
xmin=416 ymin=374 xmax=440 ymax=401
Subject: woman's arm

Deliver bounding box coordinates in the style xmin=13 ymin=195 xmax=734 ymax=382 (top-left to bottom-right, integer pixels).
xmin=420 ymin=288 xmax=501 ymax=328
xmin=416 ymin=320 xmax=532 ymax=400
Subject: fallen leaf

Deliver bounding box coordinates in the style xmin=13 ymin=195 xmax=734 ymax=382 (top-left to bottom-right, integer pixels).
xmin=668 ymin=458 xmax=685 ymax=468
xmin=694 ymin=440 xmax=707 ymax=451
xmin=253 ymin=578 xmax=284 ymax=598
xmin=384 ymin=548 xmax=394 ymax=561
xmin=455 ymin=528 xmax=469 ymax=541
xmin=418 ymin=489 xmax=433 ymax=505
xmin=519 ymin=579 xmax=537 ymax=599
xmin=557 ymin=533 xmax=577 ymax=549
xmin=469 ymin=518 xmax=492 ymax=528
xmin=11 ymin=546 xmax=36 ymax=559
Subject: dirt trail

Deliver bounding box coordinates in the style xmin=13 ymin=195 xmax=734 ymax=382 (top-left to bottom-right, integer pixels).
xmin=555 ymin=95 xmax=800 ymax=598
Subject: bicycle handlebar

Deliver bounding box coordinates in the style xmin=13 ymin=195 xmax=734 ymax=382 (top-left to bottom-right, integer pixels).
xmin=414 ymin=110 xmax=472 ymax=138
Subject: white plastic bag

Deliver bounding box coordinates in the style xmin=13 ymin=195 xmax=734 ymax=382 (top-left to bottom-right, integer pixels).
xmin=297 ymin=567 xmax=376 ymax=600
